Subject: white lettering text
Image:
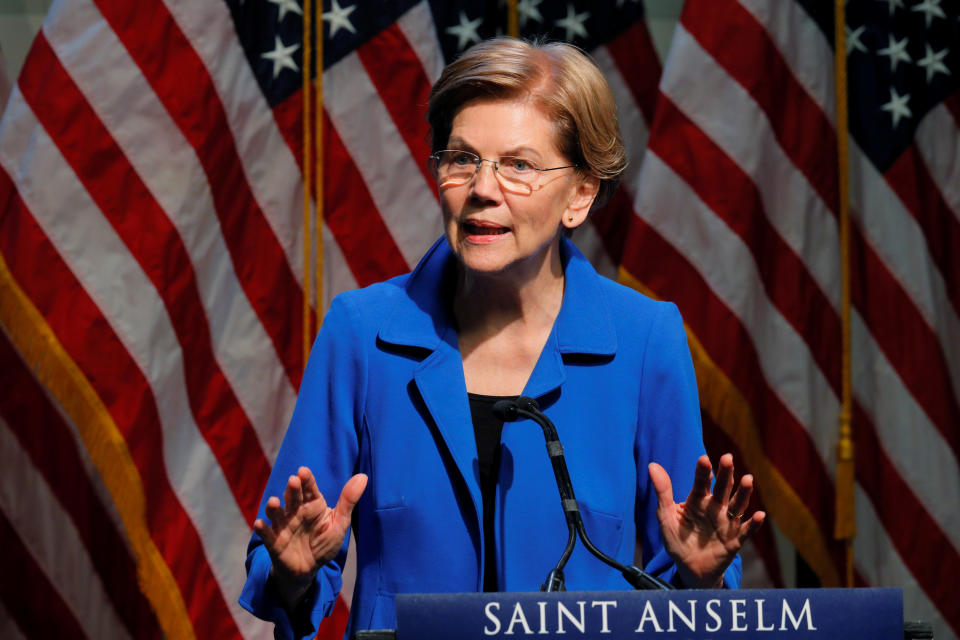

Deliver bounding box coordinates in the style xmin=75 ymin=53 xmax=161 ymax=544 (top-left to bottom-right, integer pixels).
xmin=506 ymin=603 xmax=533 ymax=635
xmin=755 ymin=599 xmax=774 ymax=631
xmin=667 ymin=600 xmax=696 ymax=632
xmin=591 ymin=601 xmax=617 ymax=634
xmin=556 ymin=601 xmax=586 ymax=634
xmin=705 ymin=599 xmax=722 ymax=632
xmin=780 ymin=599 xmax=817 ymax=631
xmin=537 ymin=602 xmax=548 ymax=635
xmin=730 ymin=599 xmax=747 ymax=631
xmin=634 ymin=600 xmax=663 ymax=633
xmin=484 ymin=602 xmax=501 ymax=636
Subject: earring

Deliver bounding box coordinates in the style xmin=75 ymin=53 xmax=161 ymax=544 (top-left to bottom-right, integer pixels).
xmin=568 ymin=216 xmax=574 ymax=222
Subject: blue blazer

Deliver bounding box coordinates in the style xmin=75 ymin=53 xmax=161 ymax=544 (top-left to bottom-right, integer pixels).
xmin=240 ymin=237 xmax=741 ymax=639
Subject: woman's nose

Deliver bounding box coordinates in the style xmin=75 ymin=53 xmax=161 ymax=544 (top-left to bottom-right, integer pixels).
xmin=470 ymin=160 xmax=502 ymax=201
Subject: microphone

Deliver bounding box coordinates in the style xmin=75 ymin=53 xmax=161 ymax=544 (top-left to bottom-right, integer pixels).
xmin=494 ymin=397 xmax=672 ymax=591
xmin=494 ymin=397 xmax=576 ymax=591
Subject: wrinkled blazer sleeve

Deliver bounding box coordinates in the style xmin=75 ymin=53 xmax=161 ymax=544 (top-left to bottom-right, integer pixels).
xmin=633 ymin=302 xmax=742 ymax=588
xmin=239 ymin=295 xmax=366 ymax=639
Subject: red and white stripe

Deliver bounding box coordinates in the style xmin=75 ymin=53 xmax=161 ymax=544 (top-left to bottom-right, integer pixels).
xmin=6 ymin=0 xmax=951 ymax=638
xmin=0 ymin=416 xmax=134 ymax=640
xmin=0 ymin=0 xmax=449 ymax=635
xmin=0 ymin=2 xmax=661 ymax=637
xmin=0 ymin=0 xmax=311 ymax=635
xmin=625 ymin=1 xmax=959 ymax=639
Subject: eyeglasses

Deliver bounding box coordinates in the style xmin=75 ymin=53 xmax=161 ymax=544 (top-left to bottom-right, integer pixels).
xmin=428 ymin=150 xmax=577 ymax=195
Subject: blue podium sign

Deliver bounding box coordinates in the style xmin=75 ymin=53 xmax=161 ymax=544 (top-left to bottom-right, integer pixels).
xmin=395 ymin=588 xmax=902 ymax=639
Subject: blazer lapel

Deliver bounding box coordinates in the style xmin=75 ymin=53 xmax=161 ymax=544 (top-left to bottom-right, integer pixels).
xmin=413 ymin=330 xmax=483 ymax=522
xmin=523 ymin=237 xmax=617 ymax=400
xmin=522 ymin=328 xmax=566 ymax=399
xmin=379 ymin=238 xmax=483 ymax=526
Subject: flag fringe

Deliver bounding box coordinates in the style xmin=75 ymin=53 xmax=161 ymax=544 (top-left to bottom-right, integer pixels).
xmin=619 ymin=267 xmax=843 ymax=588
xmin=0 ymin=252 xmax=196 ymax=639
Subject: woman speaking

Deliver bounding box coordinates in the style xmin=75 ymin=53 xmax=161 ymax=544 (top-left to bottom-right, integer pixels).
xmin=240 ymin=37 xmax=764 ymax=639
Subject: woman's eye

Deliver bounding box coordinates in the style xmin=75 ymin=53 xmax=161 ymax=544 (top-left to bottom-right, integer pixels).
xmin=452 ymin=153 xmax=473 ymax=166
xmin=506 ymin=158 xmax=532 ymax=172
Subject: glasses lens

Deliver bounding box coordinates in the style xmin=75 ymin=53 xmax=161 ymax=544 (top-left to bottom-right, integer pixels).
xmin=434 ymin=151 xmax=478 ymax=184
xmin=496 ymin=156 xmax=538 ymax=186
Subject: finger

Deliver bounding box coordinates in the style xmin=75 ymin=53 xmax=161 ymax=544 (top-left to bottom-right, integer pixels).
xmin=333 ymin=474 xmax=369 ymax=526
xmin=647 ymin=463 xmax=676 ymax=515
xmin=738 ymin=511 xmax=766 ymax=543
xmin=298 ymin=467 xmax=322 ymax=504
xmin=253 ymin=518 xmax=278 ymax=549
xmin=687 ymin=455 xmax=713 ymax=501
xmin=264 ymin=496 xmax=286 ymax=531
xmin=727 ymin=473 xmax=754 ymax=519
xmin=283 ymin=475 xmax=303 ymax=517
xmin=712 ymin=453 xmax=735 ymax=505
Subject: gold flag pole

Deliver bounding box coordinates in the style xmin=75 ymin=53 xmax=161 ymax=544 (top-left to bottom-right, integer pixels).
xmin=833 ymin=0 xmax=856 ymax=588
xmin=302 ymin=0 xmax=314 ymax=371
xmin=315 ymin=1 xmax=325 ymax=333
xmin=507 ymin=0 xmax=518 ymax=38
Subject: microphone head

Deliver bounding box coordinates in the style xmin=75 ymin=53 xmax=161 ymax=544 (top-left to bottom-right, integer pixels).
xmin=492 ymin=399 xmax=519 ymax=421
xmin=516 ymin=396 xmax=540 ymax=412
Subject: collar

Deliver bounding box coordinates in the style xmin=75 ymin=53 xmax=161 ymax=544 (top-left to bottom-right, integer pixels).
xmin=377 ymin=236 xmax=617 ymax=357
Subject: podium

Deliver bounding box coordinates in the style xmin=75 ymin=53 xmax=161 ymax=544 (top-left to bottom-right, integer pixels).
xmin=353 ymin=588 xmax=933 ymax=639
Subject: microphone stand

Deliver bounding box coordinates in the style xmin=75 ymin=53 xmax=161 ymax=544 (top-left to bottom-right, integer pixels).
xmin=493 ymin=397 xmax=672 ymax=592
xmin=494 ymin=397 xmax=576 ymax=591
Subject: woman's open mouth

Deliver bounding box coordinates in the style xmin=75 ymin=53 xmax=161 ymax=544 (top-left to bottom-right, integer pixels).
xmin=462 ymin=219 xmax=510 ymax=242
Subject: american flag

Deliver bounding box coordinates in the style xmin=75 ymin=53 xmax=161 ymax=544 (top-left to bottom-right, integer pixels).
xmin=627 ymin=1 xmax=958 ymax=639
xmin=0 ymin=0 xmax=954 ymax=639
xmin=0 ymin=0 xmax=660 ymax=638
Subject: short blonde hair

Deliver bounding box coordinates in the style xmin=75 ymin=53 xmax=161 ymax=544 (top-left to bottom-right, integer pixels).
xmin=427 ymin=38 xmax=626 ymax=210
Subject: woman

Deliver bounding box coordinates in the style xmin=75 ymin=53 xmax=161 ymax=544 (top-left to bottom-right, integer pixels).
xmin=240 ymin=38 xmax=764 ymax=639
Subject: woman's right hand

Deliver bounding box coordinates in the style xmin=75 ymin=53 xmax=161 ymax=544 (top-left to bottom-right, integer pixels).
xmin=253 ymin=467 xmax=368 ymax=608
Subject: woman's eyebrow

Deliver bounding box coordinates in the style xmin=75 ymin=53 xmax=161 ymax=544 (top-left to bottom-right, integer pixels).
xmin=446 ymin=137 xmax=544 ymax=160
xmin=445 ymin=137 xmax=475 ymax=151
xmin=502 ymin=146 xmax=544 ymax=160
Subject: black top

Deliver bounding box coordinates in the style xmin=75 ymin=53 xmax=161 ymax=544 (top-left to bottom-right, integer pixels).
xmin=466 ymin=392 xmax=514 ymax=592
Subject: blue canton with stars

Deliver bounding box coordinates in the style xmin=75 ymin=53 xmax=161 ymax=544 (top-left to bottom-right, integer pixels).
xmin=800 ymin=0 xmax=959 ymax=172
xmin=223 ymin=0 xmax=647 ymax=109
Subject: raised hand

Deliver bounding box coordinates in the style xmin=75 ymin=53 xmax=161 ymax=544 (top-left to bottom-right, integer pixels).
xmin=253 ymin=467 xmax=367 ymax=607
xmin=649 ymin=453 xmax=765 ymax=588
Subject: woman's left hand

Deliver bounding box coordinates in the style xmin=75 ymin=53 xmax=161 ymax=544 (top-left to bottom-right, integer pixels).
xmin=648 ymin=453 xmax=765 ymax=588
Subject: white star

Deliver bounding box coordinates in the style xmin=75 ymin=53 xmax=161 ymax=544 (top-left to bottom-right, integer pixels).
xmin=555 ymin=3 xmax=590 ymax=42
xmin=445 ymin=11 xmax=483 ymax=50
xmin=846 ymin=25 xmax=868 ymax=55
xmin=517 ymin=0 xmax=544 ymax=28
xmin=911 ymin=0 xmax=946 ymax=28
xmin=323 ymin=0 xmax=356 ymax=38
xmin=876 ymin=0 xmax=904 ymax=16
xmin=877 ymin=34 xmax=911 ymax=72
xmin=880 ymin=87 xmax=912 ymax=127
xmin=267 ymin=0 xmax=302 ymax=21
xmin=261 ymin=35 xmax=299 ymax=79
xmin=917 ymin=44 xmax=950 ymax=83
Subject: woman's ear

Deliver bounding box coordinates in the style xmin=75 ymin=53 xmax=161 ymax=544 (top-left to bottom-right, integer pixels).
xmin=562 ymin=175 xmax=601 ymax=230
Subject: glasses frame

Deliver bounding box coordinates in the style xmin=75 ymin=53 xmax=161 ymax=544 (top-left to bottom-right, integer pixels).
xmin=428 ymin=150 xmax=578 ymax=195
